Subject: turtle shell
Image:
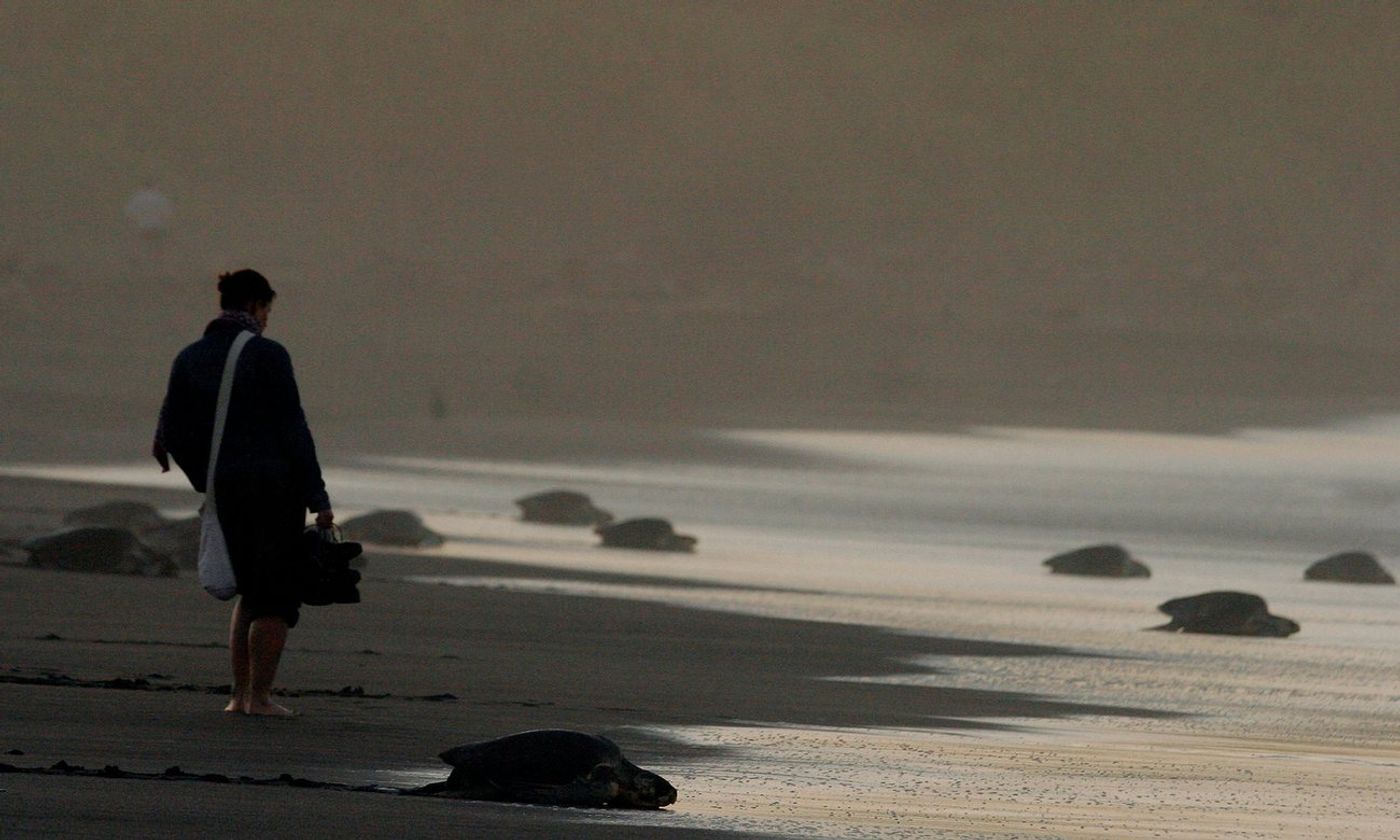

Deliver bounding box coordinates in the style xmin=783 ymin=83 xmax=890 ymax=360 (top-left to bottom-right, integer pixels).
xmin=1043 ymin=543 xmax=1150 ymax=577
xmin=515 ymin=490 xmax=613 ymax=526
xmin=426 ymin=729 xmax=677 ymax=808
xmin=24 ymin=526 xmax=176 ymax=576
xmin=1304 ymin=551 xmax=1395 ymax=584
xmin=62 ymin=501 xmax=166 ymax=532
xmin=1155 ymin=591 xmax=1298 ymax=637
xmin=440 ymin=729 xmax=624 ymax=786
xmin=595 ymin=518 xmax=696 ymax=552
xmin=340 ymin=510 xmax=444 ymax=547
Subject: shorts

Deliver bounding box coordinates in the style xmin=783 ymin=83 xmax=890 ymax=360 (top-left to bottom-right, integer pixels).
xmin=241 ymin=594 xmax=301 ymax=629
xmin=215 ymin=462 xmax=306 ymax=628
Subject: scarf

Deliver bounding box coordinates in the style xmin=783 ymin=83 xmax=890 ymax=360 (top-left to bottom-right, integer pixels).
xmin=214 ymin=308 xmax=263 ymax=335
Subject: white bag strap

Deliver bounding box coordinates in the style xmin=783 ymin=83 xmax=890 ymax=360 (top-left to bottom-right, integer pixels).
xmin=204 ymin=330 xmax=255 ymax=508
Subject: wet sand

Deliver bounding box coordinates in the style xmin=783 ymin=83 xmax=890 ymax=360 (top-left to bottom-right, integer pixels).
xmin=3 ymin=464 xmax=1399 ymax=839
xmin=0 ymin=474 xmax=1151 ymax=838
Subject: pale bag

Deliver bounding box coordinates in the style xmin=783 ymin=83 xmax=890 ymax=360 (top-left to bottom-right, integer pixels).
xmin=198 ymin=330 xmax=254 ymax=600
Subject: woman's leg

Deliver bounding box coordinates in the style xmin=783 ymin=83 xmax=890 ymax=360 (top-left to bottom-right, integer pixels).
xmin=217 ymin=469 xmax=301 ymax=716
xmin=245 ymin=615 xmax=293 ymax=716
xmin=225 ymin=599 xmax=252 ymax=713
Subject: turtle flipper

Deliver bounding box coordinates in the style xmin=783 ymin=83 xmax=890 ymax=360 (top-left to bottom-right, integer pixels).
xmin=404 ymin=779 xmax=509 ymax=799
xmin=498 ymin=779 xmax=617 ymax=807
xmin=402 ymin=780 xmax=450 ymax=797
xmin=499 ymin=764 xmax=620 ymax=807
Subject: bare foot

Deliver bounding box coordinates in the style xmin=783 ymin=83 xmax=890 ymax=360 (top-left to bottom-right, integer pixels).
xmin=244 ymin=699 xmax=296 ymax=717
xmin=222 ymin=696 xmax=246 ymax=714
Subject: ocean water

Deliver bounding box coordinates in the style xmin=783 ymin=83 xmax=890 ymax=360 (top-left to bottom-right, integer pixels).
xmin=6 ymin=420 xmax=1400 ymax=837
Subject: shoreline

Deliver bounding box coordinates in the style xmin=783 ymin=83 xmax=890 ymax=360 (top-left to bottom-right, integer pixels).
xmin=8 ymin=367 xmax=1400 ymax=468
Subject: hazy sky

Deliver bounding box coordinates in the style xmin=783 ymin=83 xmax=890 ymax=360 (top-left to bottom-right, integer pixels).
xmin=4 ymin=3 xmax=1394 ymax=299
xmin=2 ymin=2 xmax=1397 ymax=438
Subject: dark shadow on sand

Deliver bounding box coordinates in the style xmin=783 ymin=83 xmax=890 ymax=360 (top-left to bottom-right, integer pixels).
xmin=363 ymin=549 xmax=828 ymax=594
xmin=355 ymin=567 xmax=1179 ymax=733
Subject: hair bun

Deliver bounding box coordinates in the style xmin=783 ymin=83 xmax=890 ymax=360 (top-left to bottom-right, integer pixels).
xmin=216 ymin=269 xmax=276 ymax=309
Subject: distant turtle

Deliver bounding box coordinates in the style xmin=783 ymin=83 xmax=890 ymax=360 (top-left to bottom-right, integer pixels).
xmin=1304 ymin=551 xmax=1395 ymax=585
xmin=408 ymin=729 xmax=677 ymax=809
xmin=595 ymin=518 xmax=696 ymax=552
xmin=341 ymin=510 xmax=445 ymax=548
xmin=1043 ymin=543 xmax=1150 ymax=578
xmin=515 ymin=490 xmax=614 ymax=526
xmin=63 ymin=502 xmax=205 ymax=570
xmin=1151 ymin=591 xmax=1299 ymax=637
xmin=23 ymin=526 xmax=177 ymax=577
xmin=63 ymin=500 xmax=167 ymax=532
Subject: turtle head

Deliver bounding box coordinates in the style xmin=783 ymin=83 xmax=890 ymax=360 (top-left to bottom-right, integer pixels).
xmin=1252 ymin=614 xmax=1300 ymax=637
xmin=612 ymin=767 xmax=676 ymax=809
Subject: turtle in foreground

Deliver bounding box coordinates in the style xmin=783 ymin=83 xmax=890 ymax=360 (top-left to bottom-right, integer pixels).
xmin=1043 ymin=543 xmax=1150 ymax=577
xmin=515 ymin=490 xmax=614 ymax=526
xmin=407 ymin=730 xmax=677 ymax=809
xmin=341 ymin=510 xmax=445 ymax=548
xmin=595 ymin=518 xmax=696 ymax=552
xmin=23 ymin=526 xmax=178 ymax=577
xmin=1303 ymin=551 xmax=1395 ymax=585
xmin=1151 ymin=591 xmax=1299 ymax=637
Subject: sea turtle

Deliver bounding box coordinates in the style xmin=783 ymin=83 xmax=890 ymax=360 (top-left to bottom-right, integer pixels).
xmin=595 ymin=518 xmax=696 ymax=552
xmin=63 ymin=502 xmax=204 ymax=570
xmin=1043 ymin=543 xmax=1150 ymax=577
xmin=23 ymin=526 xmax=178 ymax=577
xmin=62 ymin=500 xmax=167 ymax=532
xmin=515 ymin=490 xmax=614 ymax=526
xmin=1303 ymin=551 xmax=1395 ymax=585
xmin=408 ymin=730 xmax=677 ymax=809
xmin=1151 ymin=591 xmax=1299 ymax=637
xmin=340 ymin=510 xmax=445 ymax=548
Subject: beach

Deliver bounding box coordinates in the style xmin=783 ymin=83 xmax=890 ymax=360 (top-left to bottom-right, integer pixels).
xmin=6 ymin=2 xmax=1399 ymax=835
xmin=3 ymin=423 xmax=1399 ymax=839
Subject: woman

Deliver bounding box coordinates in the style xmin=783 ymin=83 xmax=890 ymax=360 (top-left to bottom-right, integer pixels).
xmin=154 ymin=269 xmax=333 ymax=716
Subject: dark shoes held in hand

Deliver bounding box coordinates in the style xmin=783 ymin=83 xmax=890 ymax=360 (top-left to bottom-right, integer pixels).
xmin=300 ymin=527 xmax=363 ymax=606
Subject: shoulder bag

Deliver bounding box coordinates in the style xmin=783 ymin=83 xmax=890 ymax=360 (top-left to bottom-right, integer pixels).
xmin=197 ymin=330 xmax=254 ymax=600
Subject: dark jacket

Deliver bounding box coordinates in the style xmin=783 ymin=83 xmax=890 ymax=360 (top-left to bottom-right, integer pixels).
xmin=158 ymin=319 xmax=330 ymax=514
